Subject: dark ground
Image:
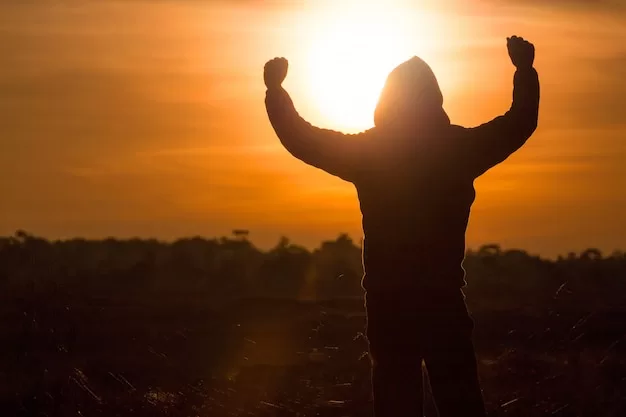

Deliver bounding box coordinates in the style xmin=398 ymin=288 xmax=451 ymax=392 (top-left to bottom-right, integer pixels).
xmin=2 ymin=235 xmax=625 ymax=416
xmin=2 ymin=293 xmax=626 ymax=417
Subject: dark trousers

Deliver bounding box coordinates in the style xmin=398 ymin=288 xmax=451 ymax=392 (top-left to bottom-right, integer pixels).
xmin=365 ymin=289 xmax=486 ymax=417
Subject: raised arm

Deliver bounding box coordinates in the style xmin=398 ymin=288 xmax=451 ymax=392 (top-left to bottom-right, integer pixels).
xmin=464 ymin=36 xmax=540 ymax=177
xmin=264 ymin=58 xmax=373 ymax=182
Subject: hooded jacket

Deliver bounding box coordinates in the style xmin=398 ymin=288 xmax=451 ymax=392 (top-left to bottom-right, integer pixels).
xmin=265 ymin=57 xmax=540 ymax=292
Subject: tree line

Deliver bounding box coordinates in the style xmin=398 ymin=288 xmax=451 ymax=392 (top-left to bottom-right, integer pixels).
xmin=1 ymin=230 xmax=625 ymax=311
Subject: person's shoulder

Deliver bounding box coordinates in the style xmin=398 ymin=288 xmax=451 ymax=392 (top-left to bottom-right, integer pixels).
xmin=448 ymin=124 xmax=467 ymax=134
xmin=441 ymin=124 xmax=471 ymax=142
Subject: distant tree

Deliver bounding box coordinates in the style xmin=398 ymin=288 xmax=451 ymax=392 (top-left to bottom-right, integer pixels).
xmin=14 ymin=229 xmax=31 ymax=242
xmin=478 ymin=244 xmax=502 ymax=257
xmin=580 ymin=248 xmax=602 ymax=261
xmin=232 ymin=229 xmax=250 ymax=241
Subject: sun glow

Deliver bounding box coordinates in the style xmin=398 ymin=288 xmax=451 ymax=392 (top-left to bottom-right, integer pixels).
xmin=303 ymin=2 xmax=441 ymax=132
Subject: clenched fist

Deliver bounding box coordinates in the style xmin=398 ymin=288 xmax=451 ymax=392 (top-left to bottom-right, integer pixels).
xmin=264 ymin=57 xmax=288 ymax=90
xmin=507 ymin=36 xmax=535 ymax=69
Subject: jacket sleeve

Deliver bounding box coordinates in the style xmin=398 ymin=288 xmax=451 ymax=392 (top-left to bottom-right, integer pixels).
xmin=463 ymin=67 xmax=540 ymax=177
xmin=265 ymin=87 xmax=373 ymax=182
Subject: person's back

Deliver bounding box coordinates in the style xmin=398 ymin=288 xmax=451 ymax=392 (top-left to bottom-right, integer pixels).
xmin=357 ymin=58 xmax=537 ymax=292
xmin=263 ymin=36 xmax=539 ymax=417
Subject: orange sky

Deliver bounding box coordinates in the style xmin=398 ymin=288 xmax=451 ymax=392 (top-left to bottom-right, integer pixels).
xmin=1 ymin=0 xmax=625 ymax=256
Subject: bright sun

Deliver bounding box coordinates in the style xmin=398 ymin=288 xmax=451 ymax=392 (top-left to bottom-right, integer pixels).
xmin=303 ymin=2 xmax=437 ymax=132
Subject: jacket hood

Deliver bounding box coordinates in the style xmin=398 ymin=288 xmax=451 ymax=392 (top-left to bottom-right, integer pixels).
xmin=374 ymin=56 xmax=450 ymax=130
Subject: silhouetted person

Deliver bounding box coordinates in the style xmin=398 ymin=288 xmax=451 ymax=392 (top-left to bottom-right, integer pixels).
xmin=264 ymin=35 xmax=539 ymax=417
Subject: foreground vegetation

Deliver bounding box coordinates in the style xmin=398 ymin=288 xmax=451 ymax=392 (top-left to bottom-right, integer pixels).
xmin=1 ymin=231 xmax=626 ymax=416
